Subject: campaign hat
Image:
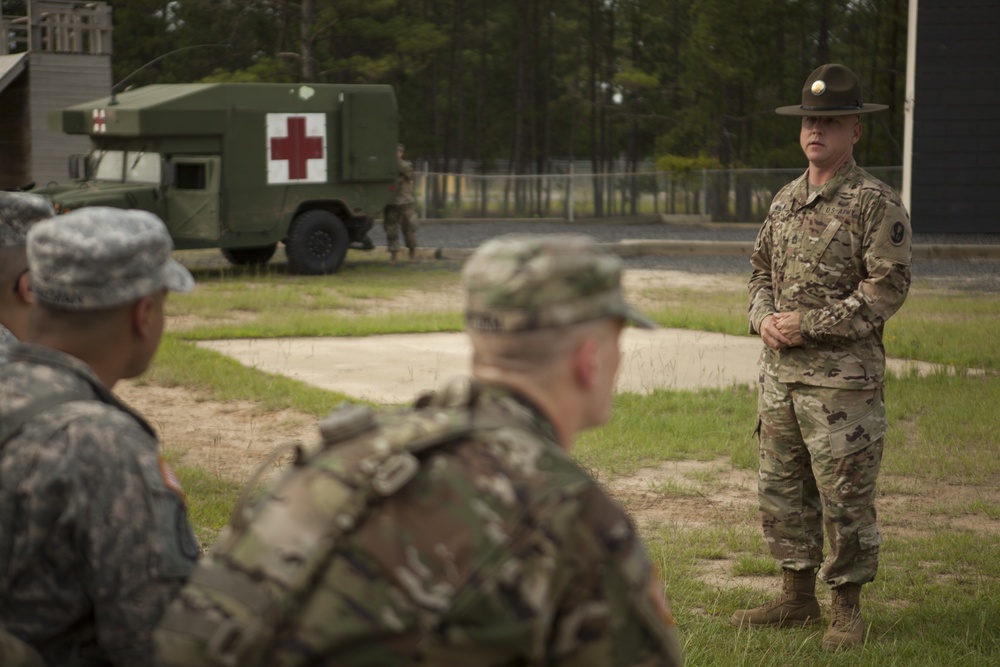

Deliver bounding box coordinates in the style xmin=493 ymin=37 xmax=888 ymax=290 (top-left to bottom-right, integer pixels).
xmin=776 ymin=63 xmax=888 ymax=116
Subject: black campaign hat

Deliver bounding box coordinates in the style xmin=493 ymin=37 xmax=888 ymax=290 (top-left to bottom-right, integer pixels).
xmin=775 ymin=63 xmax=888 ymax=116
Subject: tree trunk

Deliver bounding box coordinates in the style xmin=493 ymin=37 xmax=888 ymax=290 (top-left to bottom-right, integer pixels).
xmin=300 ymin=0 xmax=317 ymax=82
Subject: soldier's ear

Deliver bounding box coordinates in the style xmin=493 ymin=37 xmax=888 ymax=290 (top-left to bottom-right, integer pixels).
xmin=15 ymin=270 xmax=35 ymax=306
xmin=572 ymin=336 xmax=600 ymax=389
xmin=131 ymin=294 xmax=154 ymax=339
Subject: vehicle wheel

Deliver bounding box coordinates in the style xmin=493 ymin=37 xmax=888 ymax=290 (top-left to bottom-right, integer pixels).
xmin=285 ymin=209 xmax=349 ymax=275
xmin=220 ymin=244 xmax=278 ymax=266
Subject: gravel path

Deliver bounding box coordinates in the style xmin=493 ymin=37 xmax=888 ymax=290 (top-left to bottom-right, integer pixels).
xmin=372 ymin=220 xmax=1000 ymax=290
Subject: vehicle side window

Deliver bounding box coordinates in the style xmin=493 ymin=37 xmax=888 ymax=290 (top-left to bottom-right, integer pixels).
xmin=175 ymin=163 xmax=206 ymax=190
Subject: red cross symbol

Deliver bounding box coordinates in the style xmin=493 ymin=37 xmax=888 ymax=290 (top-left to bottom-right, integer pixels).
xmin=92 ymin=109 xmax=106 ymax=133
xmin=270 ymin=116 xmax=324 ymax=180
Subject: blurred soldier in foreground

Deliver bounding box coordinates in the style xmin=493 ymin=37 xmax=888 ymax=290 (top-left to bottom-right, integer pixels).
xmin=384 ymin=142 xmax=419 ymax=262
xmin=0 ymin=208 xmax=199 ymax=666
xmin=0 ymin=192 xmax=54 ymax=362
xmin=733 ymin=64 xmax=911 ymax=651
xmin=155 ymin=234 xmax=683 ymax=666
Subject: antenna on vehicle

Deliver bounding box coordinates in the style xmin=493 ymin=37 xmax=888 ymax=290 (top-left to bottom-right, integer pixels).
xmin=109 ymin=43 xmax=229 ymax=106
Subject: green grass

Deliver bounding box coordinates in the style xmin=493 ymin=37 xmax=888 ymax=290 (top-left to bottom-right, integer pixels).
xmin=643 ymin=289 xmax=748 ymax=336
xmin=634 ymin=285 xmax=1000 ymax=372
xmin=575 ymin=385 xmax=759 ymax=476
xmin=142 ymin=335 xmax=362 ymax=414
xmin=886 ymin=291 xmax=1000 ymax=370
xmin=169 ymin=257 xmax=463 ymax=338
xmin=646 ymin=519 xmax=1000 ymax=666
xmin=884 ymin=371 xmax=1000 ymax=481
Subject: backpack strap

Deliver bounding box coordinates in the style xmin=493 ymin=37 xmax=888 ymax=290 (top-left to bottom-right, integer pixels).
xmin=0 ymin=392 xmax=82 ymax=451
xmin=155 ymin=402 xmax=480 ymax=667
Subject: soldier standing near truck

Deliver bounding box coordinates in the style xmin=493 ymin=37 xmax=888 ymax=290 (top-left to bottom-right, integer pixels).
xmin=383 ymin=142 xmax=419 ymax=262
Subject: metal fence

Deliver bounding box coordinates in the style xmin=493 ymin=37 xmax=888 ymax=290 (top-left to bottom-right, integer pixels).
xmin=415 ymin=167 xmax=903 ymax=223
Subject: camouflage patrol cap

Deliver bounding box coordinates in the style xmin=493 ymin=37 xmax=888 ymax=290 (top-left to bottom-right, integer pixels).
xmin=27 ymin=207 xmax=194 ymax=310
xmin=462 ymin=233 xmax=656 ymax=331
xmin=0 ymin=192 xmax=55 ymax=246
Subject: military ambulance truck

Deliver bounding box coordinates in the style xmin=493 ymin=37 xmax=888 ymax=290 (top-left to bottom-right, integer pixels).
xmin=35 ymin=82 xmax=398 ymax=274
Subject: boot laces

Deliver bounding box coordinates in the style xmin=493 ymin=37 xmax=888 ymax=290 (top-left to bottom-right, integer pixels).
xmin=832 ymin=597 xmax=859 ymax=628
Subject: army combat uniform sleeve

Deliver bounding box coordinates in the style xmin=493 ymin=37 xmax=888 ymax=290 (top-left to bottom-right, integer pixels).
xmin=63 ymin=408 xmax=198 ymax=665
xmin=398 ymin=158 xmax=414 ymax=184
xmin=543 ymin=483 xmax=682 ymax=666
xmin=748 ymin=214 xmax=778 ymax=335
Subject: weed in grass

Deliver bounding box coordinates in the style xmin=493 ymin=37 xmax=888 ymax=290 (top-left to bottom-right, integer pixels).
xmin=684 ymin=468 xmax=721 ymax=485
xmin=646 ymin=478 xmax=702 ymax=498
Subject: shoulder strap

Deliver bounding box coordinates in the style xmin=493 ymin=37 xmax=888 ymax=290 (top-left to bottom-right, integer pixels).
xmin=156 ymin=403 xmax=478 ymax=667
xmin=0 ymin=392 xmax=82 ymax=451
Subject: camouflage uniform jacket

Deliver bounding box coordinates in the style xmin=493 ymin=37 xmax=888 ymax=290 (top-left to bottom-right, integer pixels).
xmin=0 ymin=323 xmax=16 ymax=363
xmin=391 ymin=158 xmax=416 ymax=205
xmin=748 ymin=158 xmax=912 ymax=389
xmin=0 ymin=344 xmax=199 ymax=667
xmin=155 ymin=380 xmax=682 ymax=666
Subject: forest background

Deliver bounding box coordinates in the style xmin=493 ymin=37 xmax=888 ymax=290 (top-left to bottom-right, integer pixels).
xmin=11 ymin=1 xmax=909 ymax=180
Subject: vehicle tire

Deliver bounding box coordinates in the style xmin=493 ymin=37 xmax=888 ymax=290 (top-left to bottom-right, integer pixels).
xmin=220 ymin=244 xmax=278 ymax=266
xmin=285 ymin=209 xmax=349 ymax=275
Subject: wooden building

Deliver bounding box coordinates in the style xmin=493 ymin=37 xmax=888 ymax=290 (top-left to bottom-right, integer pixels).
xmin=904 ymin=0 xmax=1000 ymax=233
xmin=0 ymin=1 xmax=111 ymax=190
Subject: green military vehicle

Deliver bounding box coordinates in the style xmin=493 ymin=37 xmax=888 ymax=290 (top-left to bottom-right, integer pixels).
xmin=35 ymin=82 xmax=398 ymax=274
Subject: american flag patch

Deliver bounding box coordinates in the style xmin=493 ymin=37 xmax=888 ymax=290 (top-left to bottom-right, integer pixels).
xmin=159 ymin=456 xmax=186 ymax=502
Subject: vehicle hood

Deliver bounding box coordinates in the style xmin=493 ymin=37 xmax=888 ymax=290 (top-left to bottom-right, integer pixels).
xmin=35 ymin=181 xmax=157 ymax=209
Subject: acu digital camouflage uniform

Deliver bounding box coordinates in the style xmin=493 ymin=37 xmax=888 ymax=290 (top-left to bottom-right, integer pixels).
xmin=0 ymin=208 xmax=198 ymax=666
xmin=0 ymin=192 xmax=54 ymax=362
xmin=384 ymin=143 xmax=418 ymax=256
xmin=155 ymin=234 xmax=681 ymax=666
xmin=748 ymin=156 xmax=912 ymax=587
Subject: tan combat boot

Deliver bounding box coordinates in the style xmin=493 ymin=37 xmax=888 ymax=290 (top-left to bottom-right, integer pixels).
xmin=822 ymin=583 xmax=865 ymax=651
xmin=389 ymin=250 xmax=398 ymax=263
xmin=730 ymin=569 xmax=822 ymax=628
xmin=408 ymin=247 xmax=417 ymax=261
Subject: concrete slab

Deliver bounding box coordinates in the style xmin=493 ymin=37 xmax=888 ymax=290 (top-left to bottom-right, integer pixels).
xmin=197 ymin=330 xmax=941 ymax=405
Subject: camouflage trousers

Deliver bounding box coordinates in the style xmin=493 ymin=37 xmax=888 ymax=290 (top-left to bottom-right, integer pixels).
xmin=384 ymin=204 xmax=418 ymax=253
xmin=757 ymin=372 xmax=886 ymax=587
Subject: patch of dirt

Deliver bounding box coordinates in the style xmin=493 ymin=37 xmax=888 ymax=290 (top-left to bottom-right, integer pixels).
xmin=117 ymin=382 xmax=319 ymax=485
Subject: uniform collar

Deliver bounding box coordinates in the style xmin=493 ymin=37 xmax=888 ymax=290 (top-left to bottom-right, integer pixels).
xmin=5 ymin=342 xmax=157 ymax=437
xmin=799 ymin=157 xmax=858 ymax=204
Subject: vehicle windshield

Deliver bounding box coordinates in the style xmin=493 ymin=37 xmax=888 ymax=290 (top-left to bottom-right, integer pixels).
xmin=89 ymin=149 xmax=162 ymax=184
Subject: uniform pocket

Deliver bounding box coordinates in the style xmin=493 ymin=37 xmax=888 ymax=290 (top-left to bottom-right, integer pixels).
xmin=828 ymin=405 xmax=886 ymax=459
xmin=857 ymin=523 xmax=883 ymax=550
